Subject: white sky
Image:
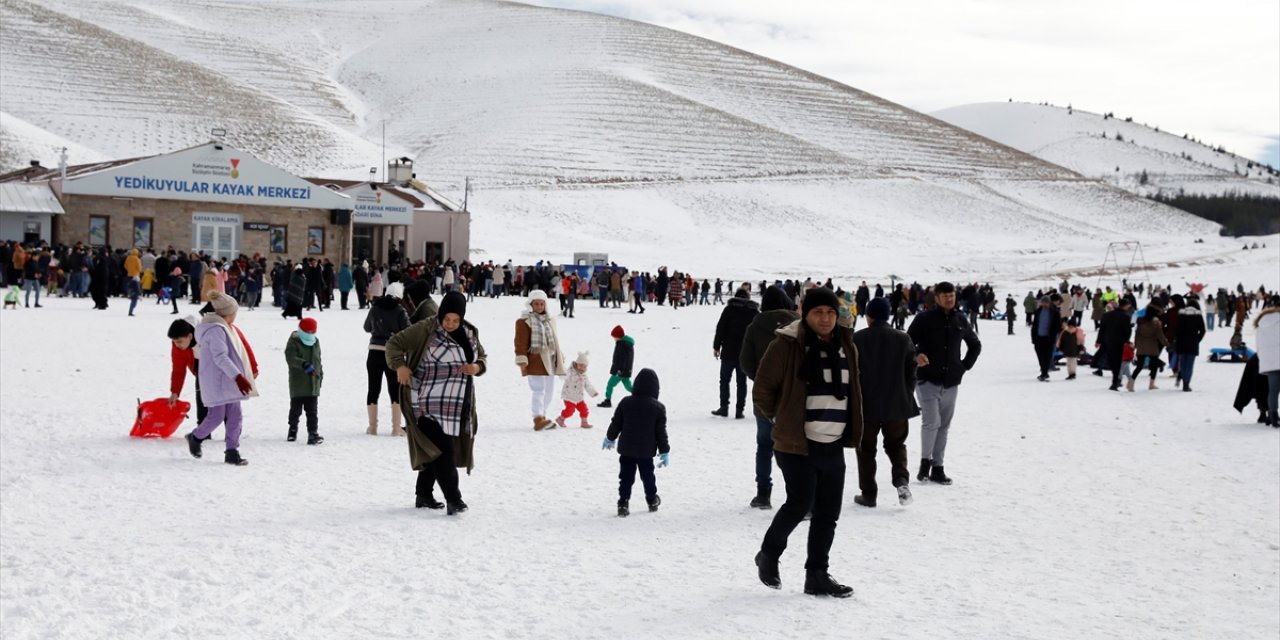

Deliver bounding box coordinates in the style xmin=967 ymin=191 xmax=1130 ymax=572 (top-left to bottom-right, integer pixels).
xmin=532 ymin=0 xmax=1280 ymax=167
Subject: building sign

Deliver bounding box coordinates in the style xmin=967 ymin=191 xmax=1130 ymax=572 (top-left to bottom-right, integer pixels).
xmin=341 ymin=185 xmax=414 ymax=225
xmin=244 ymin=222 xmax=271 ymax=231
xmin=63 ymin=142 xmax=353 ymax=211
xmin=193 ymin=213 xmax=241 ymax=225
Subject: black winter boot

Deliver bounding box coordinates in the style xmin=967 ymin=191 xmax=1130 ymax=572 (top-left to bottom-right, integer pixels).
xmin=416 ymin=494 xmax=444 ymax=509
xmin=734 ymin=407 xmax=745 ymax=420
xmin=617 ymin=499 xmax=629 ymax=517
xmin=750 ymin=486 xmax=772 ymax=510
xmin=710 ymin=407 xmax=729 ymax=417
xmin=185 ymin=432 xmax=203 ymax=459
xmin=306 ymin=432 xmax=324 ymax=445
xmin=929 ymin=465 xmax=953 ymax=485
xmin=224 ymin=449 xmax=248 ymax=466
xmin=755 ymin=551 xmax=781 ymax=589
xmin=853 ymin=494 xmax=876 ymax=508
xmin=446 ymin=499 xmax=468 ymax=516
xmin=804 ymin=570 xmax=854 ymax=598
xmin=286 ymin=427 xmax=297 ymax=442
xmin=916 ymin=458 xmax=932 ymax=482
xmin=647 ymin=495 xmax=661 ymax=512
xmin=597 ymin=398 xmax=612 ymax=408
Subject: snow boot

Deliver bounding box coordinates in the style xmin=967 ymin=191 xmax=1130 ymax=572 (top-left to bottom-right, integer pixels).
xmin=416 ymin=494 xmax=445 ymax=509
xmin=534 ymin=416 xmax=552 ymax=431
xmin=1125 ymin=377 xmax=1135 ymax=392
xmin=647 ymin=495 xmax=661 ymax=512
xmin=750 ymin=486 xmax=772 ymax=510
xmin=1148 ymin=378 xmax=1158 ymax=390
xmin=929 ymin=465 xmax=953 ymax=485
xmin=555 ymin=416 xmax=568 ymax=429
xmin=390 ymin=407 xmax=405 ymax=437
xmin=597 ymin=398 xmax=612 ymax=408
xmin=897 ymin=485 xmax=913 ymax=506
xmin=711 ymin=407 xmax=729 ymax=417
xmin=580 ymin=418 xmax=593 ymax=429
xmin=366 ymin=404 xmax=378 ymax=435
xmin=224 ymin=449 xmax=248 ymax=466
xmin=853 ymin=494 xmax=876 ymax=508
xmin=185 ymin=432 xmax=204 ymax=459
xmin=286 ymin=427 xmax=297 ymax=442
xmin=1182 ymin=384 xmax=1192 ymax=392
xmin=446 ymin=499 xmax=468 ymax=516
xmin=734 ymin=408 xmax=745 ymax=420
xmin=916 ymin=458 xmax=932 ymax=482
xmin=617 ymin=499 xmax=629 ymax=517
xmin=306 ymin=432 xmax=324 ymax=445
xmin=804 ymin=571 xmax=854 ymax=598
xmin=755 ymin=551 xmax=781 ymax=589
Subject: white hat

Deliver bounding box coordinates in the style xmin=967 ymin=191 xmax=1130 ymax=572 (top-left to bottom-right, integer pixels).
xmin=385 ymin=282 xmax=404 ymax=299
xmin=528 ymin=289 xmax=548 ymax=303
xmin=574 ymin=351 xmax=590 ymax=365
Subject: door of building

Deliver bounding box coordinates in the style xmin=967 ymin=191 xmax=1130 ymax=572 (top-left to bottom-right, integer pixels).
xmin=423 ymin=241 xmax=444 ymax=265
xmin=193 ymin=214 xmax=239 ymax=260
xmin=22 ymin=221 xmax=40 ymax=245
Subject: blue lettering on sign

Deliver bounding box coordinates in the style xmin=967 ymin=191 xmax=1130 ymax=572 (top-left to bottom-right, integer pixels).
xmin=112 ymin=175 xmax=311 ymax=200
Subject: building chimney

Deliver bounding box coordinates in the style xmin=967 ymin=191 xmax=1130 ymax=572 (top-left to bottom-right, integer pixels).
xmin=59 ymin=147 xmax=68 ymax=180
xmin=388 ymin=157 xmax=413 ymax=184
xmin=29 ymin=160 xmax=41 ymax=167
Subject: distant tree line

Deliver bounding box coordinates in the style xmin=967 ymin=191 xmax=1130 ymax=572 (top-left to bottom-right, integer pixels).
xmin=1148 ymin=191 xmax=1280 ymax=236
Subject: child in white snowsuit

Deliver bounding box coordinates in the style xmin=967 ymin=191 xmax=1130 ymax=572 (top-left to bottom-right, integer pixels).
xmin=556 ymin=351 xmax=599 ymax=428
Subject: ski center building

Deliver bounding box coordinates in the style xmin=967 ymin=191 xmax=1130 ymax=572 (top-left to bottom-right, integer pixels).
xmin=0 ymin=143 xmax=469 ymax=266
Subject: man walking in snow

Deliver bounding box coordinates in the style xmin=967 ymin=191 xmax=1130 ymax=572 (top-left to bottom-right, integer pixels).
xmin=851 ymin=298 xmax=917 ymax=508
xmin=907 ymin=281 xmax=981 ymax=486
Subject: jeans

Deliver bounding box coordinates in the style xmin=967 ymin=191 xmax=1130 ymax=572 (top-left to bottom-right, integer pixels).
xmin=719 ymin=359 xmax=747 ymax=412
xmin=761 ymin=440 xmax=845 ymax=571
xmin=1178 ymin=354 xmax=1196 ymax=385
xmin=755 ymin=416 xmax=774 ymax=490
xmin=1207 ymin=313 xmax=1215 ymax=330
xmin=1266 ymin=371 xmax=1280 ymax=422
xmin=618 ymin=455 xmax=657 ymax=501
xmin=22 ymin=279 xmax=39 ymax=306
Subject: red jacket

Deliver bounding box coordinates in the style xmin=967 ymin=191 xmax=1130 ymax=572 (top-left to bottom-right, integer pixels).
xmin=169 ymin=325 xmax=258 ymax=395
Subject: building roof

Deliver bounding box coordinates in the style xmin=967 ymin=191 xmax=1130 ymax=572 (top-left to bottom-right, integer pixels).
xmin=302 ymin=177 xmax=461 ymax=212
xmin=0 ymin=156 xmax=154 ymax=184
xmin=0 ymin=182 xmax=65 ymax=215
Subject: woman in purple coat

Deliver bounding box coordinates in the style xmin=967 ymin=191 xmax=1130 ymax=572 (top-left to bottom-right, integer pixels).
xmin=185 ymin=291 xmax=258 ymax=466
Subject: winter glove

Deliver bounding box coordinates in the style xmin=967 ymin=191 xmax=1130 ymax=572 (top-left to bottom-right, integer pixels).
xmin=658 ymin=452 xmax=670 ymax=468
xmin=234 ymin=374 xmax=253 ymax=395
xmin=602 ymin=438 xmax=615 ymax=451
xmin=303 ymin=361 xmax=315 ymax=376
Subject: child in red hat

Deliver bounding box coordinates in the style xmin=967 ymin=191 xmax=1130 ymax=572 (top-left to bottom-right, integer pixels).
xmin=286 ymin=317 xmax=324 ymax=444
xmin=598 ymin=325 xmax=635 ymax=408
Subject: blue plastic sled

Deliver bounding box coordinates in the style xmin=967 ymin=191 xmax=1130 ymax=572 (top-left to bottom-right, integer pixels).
xmin=1208 ymin=346 xmax=1255 ymax=363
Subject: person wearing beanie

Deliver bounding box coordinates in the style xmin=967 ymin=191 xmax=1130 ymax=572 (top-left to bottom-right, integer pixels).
xmin=907 ymin=281 xmax=981 ymax=485
xmin=404 ymin=279 xmax=438 ymax=323
xmin=386 ymin=290 xmax=488 ymax=514
xmin=185 ymin=291 xmax=258 ymax=466
xmin=1031 ymin=295 xmax=1062 ymax=382
xmin=556 ymin=351 xmax=600 ymax=428
xmin=515 ymin=289 xmax=566 ymax=430
xmin=1057 ymin=317 xmax=1087 ymax=381
xmin=851 ymin=291 xmax=918 ymax=508
xmin=599 ymin=325 xmax=635 ymax=409
xmin=712 ymin=287 xmax=759 ymax=419
xmin=1005 ymin=294 xmax=1018 ymax=336
xmin=285 ymin=317 xmax=324 ymax=445
xmin=737 ymin=285 xmax=800 ymax=509
xmin=752 ymin=287 xmax=861 ymax=597
xmin=364 ymin=276 xmax=412 ymax=436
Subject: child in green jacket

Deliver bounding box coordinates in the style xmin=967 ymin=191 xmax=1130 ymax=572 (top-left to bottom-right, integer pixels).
xmin=286 ymin=317 xmax=324 ymax=445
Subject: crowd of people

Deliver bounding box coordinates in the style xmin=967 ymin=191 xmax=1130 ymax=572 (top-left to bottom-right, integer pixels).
xmin=5 ymin=236 xmax=1277 ymax=598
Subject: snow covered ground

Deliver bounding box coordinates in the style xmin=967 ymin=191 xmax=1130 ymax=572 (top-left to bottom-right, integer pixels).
xmin=2 ymin=281 xmax=1277 ymax=639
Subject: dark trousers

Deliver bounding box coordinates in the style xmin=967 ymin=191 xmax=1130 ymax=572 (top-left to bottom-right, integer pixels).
xmin=195 ymin=382 xmax=208 ymax=425
xmin=719 ymin=358 xmax=747 ymax=412
xmin=762 ymin=439 xmax=845 ymax=571
xmin=366 ymin=349 xmax=399 ymax=405
xmin=755 ymin=416 xmax=774 ymax=490
xmin=416 ymin=417 xmax=460 ymax=502
xmin=288 ymin=396 xmax=319 ymax=434
xmin=340 ymin=291 xmax=350 ymax=310
xmin=1007 ymin=316 xmax=1015 ymax=335
xmin=1033 ymin=337 xmax=1054 ymax=376
xmin=618 ymin=455 xmax=657 ymax=501
xmin=1103 ymin=346 xmax=1123 ymax=387
xmin=856 ymin=420 xmax=909 ymax=501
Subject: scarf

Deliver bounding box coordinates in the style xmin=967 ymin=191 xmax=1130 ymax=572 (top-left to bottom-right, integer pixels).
xmin=201 ymin=313 xmax=258 ymax=398
xmin=801 ymin=325 xmax=846 ymax=401
xmin=523 ymin=311 xmax=557 ymax=356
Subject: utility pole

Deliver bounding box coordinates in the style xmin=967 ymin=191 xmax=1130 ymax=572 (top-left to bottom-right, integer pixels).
xmin=381 ymin=120 xmax=386 ymax=183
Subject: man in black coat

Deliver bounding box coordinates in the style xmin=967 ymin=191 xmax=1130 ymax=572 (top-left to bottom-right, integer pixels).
xmin=712 ymin=289 xmax=759 ymax=419
xmin=852 ymin=298 xmax=918 ymax=508
xmin=1095 ymin=300 xmax=1132 ymax=391
xmin=1030 ymin=295 xmax=1062 ymax=381
xmin=906 ymin=281 xmax=981 ymax=485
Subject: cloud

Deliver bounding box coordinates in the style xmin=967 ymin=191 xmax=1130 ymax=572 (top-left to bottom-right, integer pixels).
xmin=532 ymin=0 xmax=1280 ymax=165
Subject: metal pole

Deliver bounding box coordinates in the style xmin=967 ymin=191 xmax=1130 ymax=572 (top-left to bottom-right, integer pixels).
xmin=381 ymin=120 xmax=386 ymax=183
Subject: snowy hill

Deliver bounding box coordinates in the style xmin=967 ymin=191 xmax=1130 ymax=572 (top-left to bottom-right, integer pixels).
xmin=933 ymin=102 xmax=1280 ymax=199
xmin=0 ymin=0 xmax=1260 ymax=280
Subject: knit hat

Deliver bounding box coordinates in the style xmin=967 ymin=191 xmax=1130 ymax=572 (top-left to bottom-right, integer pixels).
xmin=866 ymin=297 xmax=891 ymax=322
xmin=734 ymin=288 xmax=750 ymax=299
xmin=528 ymin=289 xmax=548 ymax=303
xmin=299 ymin=317 xmax=318 ymax=334
xmin=611 ymin=325 xmax=625 ymax=339
xmin=801 ymin=287 xmax=840 ymax=317
xmin=404 ymin=280 xmax=431 ymax=306
xmin=761 ymin=285 xmax=794 ymax=312
xmin=207 ymin=291 xmax=238 ymax=317
xmin=439 ymin=290 xmax=467 ymax=320
xmin=574 ymin=351 xmax=590 ymax=365
xmin=384 ymin=282 xmax=404 ymax=299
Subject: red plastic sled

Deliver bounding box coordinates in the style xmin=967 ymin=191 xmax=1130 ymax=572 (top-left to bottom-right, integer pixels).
xmin=130 ymin=397 xmax=191 ymax=438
